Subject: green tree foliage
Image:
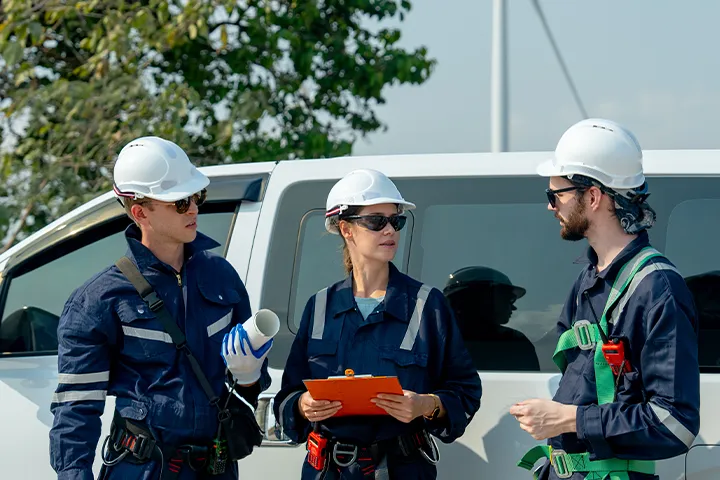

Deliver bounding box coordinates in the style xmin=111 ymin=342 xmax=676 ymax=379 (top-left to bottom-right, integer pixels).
xmin=0 ymin=0 xmax=434 ymax=251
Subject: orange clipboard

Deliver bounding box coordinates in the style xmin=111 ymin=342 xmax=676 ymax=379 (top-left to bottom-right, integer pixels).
xmin=303 ymin=372 xmax=403 ymax=417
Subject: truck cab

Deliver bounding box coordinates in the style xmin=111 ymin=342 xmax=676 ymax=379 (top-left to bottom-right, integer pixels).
xmin=1 ymin=152 xmax=718 ymax=478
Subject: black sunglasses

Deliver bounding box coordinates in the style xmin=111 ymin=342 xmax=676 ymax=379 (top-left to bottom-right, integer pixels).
xmin=342 ymin=214 xmax=407 ymax=232
xmin=545 ymin=186 xmax=584 ymax=208
xmin=169 ymin=189 xmax=207 ymax=214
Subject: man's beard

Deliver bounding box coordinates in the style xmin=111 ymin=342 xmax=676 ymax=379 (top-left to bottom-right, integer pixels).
xmin=559 ymin=200 xmax=589 ymax=241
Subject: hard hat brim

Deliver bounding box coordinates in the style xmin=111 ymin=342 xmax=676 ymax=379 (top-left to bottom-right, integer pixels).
xmin=344 ymin=197 xmax=416 ymax=211
xmin=144 ymin=169 xmax=210 ymax=202
xmin=444 ymin=282 xmax=526 ymax=300
xmin=511 ymin=285 xmax=526 ymax=299
xmin=536 ymin=158 xmax=564 ymax=178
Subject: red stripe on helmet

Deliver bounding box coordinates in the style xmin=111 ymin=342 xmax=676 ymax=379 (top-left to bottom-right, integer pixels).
xmin=113 ymin=184 xmax=138 ymax=199
xmin=325 ymin=207 xmax=342 ymax=217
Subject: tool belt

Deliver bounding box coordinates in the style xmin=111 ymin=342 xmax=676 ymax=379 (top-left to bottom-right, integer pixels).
xmin=101 ymin=411 xmax=219 ymax=479
xmin=307 ymin=429 xmax=440 ymax=479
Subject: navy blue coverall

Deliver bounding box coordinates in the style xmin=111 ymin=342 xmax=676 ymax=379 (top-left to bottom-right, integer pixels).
xmin=536 ymin=232 xmax=700 ymax=480
xmin=49 ymin=225 xmax=270 ymax=480
xmin=274 ymin=263 xmax=482 ymax=479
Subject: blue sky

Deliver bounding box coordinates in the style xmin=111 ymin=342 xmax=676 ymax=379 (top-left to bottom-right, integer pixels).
xmin=353 ymin=1 xmax=720 ymax=156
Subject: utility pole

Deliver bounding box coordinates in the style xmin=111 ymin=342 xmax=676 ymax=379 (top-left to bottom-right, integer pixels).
xmin=491 ymin=0 xmax=508 ymax=152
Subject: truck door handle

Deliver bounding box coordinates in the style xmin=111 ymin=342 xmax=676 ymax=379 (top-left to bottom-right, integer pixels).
xmin=255 ymin=393 xmax=298 ymax=446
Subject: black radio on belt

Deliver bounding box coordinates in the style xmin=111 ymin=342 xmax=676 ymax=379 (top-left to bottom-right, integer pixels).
xmin=207 ymin=438 xmax=228 ymax=475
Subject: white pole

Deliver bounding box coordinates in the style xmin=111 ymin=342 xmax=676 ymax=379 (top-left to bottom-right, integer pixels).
xmin=491 ymin=0 xmax=508 ymax=152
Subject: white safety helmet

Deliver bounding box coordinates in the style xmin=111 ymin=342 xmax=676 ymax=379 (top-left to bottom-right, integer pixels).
xmin=113 ymin=136 xmax=210 ymax=202
xmin=537 ymin=118 xmax=645 ymax=190
xmin=325 ymin=169 xmax=415 ymax=234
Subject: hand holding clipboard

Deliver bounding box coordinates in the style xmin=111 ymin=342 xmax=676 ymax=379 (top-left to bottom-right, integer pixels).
xmin=302 ymin=369 xmax=403 ymax=418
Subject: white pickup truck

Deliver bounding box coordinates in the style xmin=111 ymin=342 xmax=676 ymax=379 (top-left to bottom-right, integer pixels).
xmin=1 ymin=151 xmax=719 ymax=479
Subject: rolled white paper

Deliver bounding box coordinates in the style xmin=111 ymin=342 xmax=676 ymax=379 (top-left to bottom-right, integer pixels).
xmin=242 ymin=309 xmax=280 ymax=351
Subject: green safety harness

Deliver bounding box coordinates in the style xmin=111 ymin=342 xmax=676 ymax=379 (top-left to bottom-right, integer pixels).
xmin=518 ymin=247 xmax=663 ymax=480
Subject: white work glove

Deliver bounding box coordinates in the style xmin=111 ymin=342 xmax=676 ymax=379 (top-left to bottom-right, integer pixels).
xmin=221 ymin=324 xmax=273 ymax=385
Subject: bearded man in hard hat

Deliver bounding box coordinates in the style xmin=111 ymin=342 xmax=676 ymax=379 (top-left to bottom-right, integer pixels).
xmin=511 ymin=119 xmax=700 ymax=480
xmin=50 ymin=137 xmax=271 ymax=480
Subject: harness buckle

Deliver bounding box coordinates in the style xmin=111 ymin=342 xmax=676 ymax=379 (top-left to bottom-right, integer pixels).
xmin=573 ymin=320 xmax=596 ymax=350
xmin=176 ymin=341 xmax=192 ymax=354
xmin=217 ymin=407 xmax=231 ymax=423
xmin=130 ymin=433 xmax=156 ymax=461
xmin=144 ymin=292 xmax=165 ymax=312
xmin=332 ymin=442 xmax=358 ymax=468
xmin=177 ymin=444 xmax=210 ymax=472
xmin=551 ymin=449 xmax=573 ymax=479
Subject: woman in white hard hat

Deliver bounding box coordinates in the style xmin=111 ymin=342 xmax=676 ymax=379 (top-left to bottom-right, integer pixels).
xmin=274 ymin=169 xmax=482 ymax=480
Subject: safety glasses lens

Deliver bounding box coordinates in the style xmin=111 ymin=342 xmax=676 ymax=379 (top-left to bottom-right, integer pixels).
xmin=174 ymin=189 xmax=207 ymax=214
xmin=358 ymin=215 xmax=406 ymax=232
xmin=545 ymin=190 xmax=557 ymax=208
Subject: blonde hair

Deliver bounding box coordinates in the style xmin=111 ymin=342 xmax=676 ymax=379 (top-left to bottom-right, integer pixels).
xmin=327 ymin=206 xmax=362 ymax=275
xmin=342 ymin=243 xmax=352 ymax=275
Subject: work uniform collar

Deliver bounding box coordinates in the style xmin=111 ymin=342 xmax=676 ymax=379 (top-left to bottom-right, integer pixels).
xmin=124 ymin=224 xmax=220 ymax=274
xmin=332 ymin=262 xmax=410 ymax=322
xmin=585 ymin=230 xmax=651 ymax=282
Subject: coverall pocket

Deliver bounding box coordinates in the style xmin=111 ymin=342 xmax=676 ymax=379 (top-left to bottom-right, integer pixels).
xmin=379 ymin=349 xmax=429 ymax=392
xmin=197 ymin=280 xmax=241 ymax=342
xmin=198 ymin=283 xmax=243 ymax=379
xmin=306 ymin=339 xmax=340 ymax=379
xmin=116 ymin=398 xmax=150 ymax=422
xmin=116 ymin=301 xmax=177 ymax=361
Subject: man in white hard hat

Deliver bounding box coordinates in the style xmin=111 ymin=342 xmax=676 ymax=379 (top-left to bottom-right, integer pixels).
xmin=50 ymin=137 xmax=271 ymax=480
xmin=511 ymin=119 xmax=700 ymax=480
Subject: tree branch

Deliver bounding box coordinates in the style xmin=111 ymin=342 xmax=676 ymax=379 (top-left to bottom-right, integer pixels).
xmin=208 ymin=19 xmax=248 ymax=33
xmin=0 ymin=178 xmax=49 ymax=254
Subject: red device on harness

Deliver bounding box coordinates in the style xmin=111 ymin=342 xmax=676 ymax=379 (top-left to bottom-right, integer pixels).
xmin=601 ymin=338 xmax=632 ymax=376
xmin=307 ymin=431 xmax=329 ymax=471
xmin=584 ymin=291 xmax=633 ymax=378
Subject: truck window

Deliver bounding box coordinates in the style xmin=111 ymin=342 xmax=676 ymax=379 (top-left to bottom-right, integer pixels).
xmin=266 ymin=175 xmax=720 ymax=373
xmin=399 ymin=176 xmax=585 ymax=372
xmin=0 ymin=209 xmax=236 ymax=356
xmin=665 ymin=198 xmax=720 ymax=371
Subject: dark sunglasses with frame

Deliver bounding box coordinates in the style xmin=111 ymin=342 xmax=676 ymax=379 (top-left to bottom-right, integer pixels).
xmin=545 ymin=186 xmax=586 ymax=209
xmin=151 ymin=189 xmax=207 ymax=214
xmin=342 ymin=214 xmax=407 ymax=232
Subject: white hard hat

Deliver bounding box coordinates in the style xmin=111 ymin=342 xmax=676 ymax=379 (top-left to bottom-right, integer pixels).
xmin=325 ymin=169 xmax=415 ymax=234
xmin=537 ymin=118 xmax=645 ymax=189
xmin=112 ymin=136 xmax=210 ymax=202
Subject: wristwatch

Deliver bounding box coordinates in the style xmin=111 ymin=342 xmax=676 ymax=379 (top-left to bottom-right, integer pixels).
xmin=423 ymin=394 xmax=441 ymax=421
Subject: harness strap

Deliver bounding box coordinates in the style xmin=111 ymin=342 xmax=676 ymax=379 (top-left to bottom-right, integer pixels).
xmin=115 ymin=257 xmax=222 ymax=408
xmin=518 ymin=445 xmax=654 ymax=480
xmin=519 ymin=248 xmax=669 ymax=479
xmin=553 ymin=247 xmax=663 ymax=405
xmin=319 ymin=431 xmax=438 ymax=478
